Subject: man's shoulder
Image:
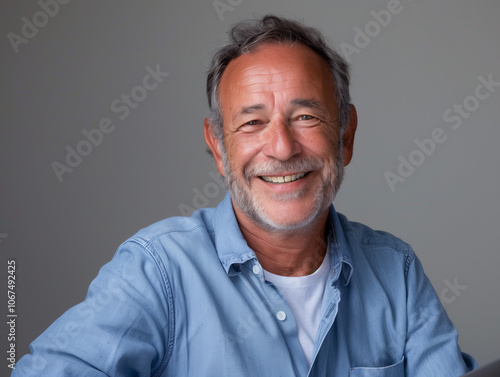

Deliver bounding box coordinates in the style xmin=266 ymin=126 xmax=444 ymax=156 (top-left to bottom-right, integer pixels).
xmin=336 ymin=212 xmax=415 ymax=258
xmin=335 ymin=212 xmax=418 ymax=280
xmin=127 ymin=207 xmax=216 ymax=246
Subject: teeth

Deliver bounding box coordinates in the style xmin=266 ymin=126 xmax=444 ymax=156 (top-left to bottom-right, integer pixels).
xmin=261 ymin=172 xmax=307 ymax=184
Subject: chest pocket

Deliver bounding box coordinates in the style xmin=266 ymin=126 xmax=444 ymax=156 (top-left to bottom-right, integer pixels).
xmin=349 ymin=357 xmax=404 ymax=377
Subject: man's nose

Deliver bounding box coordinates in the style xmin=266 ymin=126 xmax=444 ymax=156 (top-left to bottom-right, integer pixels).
xmin=263 ymin=117 xmax=301 ymax=161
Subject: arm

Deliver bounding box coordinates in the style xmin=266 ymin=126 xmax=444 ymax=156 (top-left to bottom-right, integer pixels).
xmin=404 ymin=255 xmax=476 ymax=376
xmin=12 ymin=239 xmax=173 ymax=377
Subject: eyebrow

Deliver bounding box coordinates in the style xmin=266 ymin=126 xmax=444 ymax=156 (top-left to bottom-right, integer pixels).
xmin=291 ymin=98 xmax=323 ymax=110
xmin=239 ymin=99 xmax=323 ymax=113
xmin=239 ymin=104 xmax=266 ymax=115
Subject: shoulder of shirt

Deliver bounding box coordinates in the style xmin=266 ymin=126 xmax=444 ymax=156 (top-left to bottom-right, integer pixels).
xmin=336 ymin=211 xmax=416 ymax=261
xmin=122 ymin=207 xmax=216 ymax=247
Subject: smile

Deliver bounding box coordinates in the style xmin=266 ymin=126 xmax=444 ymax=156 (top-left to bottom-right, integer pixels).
xmin=260 ymin=172 xmax=308 ymax=184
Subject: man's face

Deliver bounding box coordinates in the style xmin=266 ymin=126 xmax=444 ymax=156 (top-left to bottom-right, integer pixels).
xmin=206 ymin=43 xmax=356 ymax=231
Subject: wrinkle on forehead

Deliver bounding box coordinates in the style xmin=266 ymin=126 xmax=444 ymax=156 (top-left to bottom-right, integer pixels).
xmin=219 ymin=43 xmax=337 ymax=122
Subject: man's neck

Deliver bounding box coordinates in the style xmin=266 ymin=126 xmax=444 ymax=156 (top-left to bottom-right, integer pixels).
xmin=233 ymin=205 xmax=330 ymax=277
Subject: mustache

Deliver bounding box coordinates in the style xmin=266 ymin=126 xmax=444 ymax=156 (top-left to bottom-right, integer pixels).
xmin=244 ymin=156 xmax=324 ymax=181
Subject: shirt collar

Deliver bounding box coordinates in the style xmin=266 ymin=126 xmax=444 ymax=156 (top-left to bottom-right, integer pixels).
xmin=212 ymin=192 xmax=257 ymax=276
xmin=327 ymin=204 xmax=354 ymax=286
xmin=212 ymin=192 xmax=353 ymax=284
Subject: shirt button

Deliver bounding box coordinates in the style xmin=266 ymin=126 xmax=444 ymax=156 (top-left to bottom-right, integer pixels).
xmin=252 ymin=265 xmax=261 ymax=275
xmin=276 ymin=311 xmax=287 ymax=321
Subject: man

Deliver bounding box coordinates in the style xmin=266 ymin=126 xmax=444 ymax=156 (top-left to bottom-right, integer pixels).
xmin=13 ymin=15 xmax=475 ymax=376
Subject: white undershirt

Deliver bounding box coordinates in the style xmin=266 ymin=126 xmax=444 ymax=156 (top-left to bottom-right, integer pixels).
xmin=263 ymin=251 xmax=331 ymax=366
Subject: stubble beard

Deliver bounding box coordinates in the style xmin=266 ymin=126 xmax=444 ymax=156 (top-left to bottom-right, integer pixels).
xmin=221 ymin=138 xmax=345 ymax=233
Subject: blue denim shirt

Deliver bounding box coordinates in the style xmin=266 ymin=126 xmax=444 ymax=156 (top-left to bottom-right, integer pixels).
xmin=13 ymin=193 xmax=475 ymax=376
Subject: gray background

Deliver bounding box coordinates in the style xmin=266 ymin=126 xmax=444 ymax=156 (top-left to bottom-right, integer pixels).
xmin=1 ymin=0 xmax=499 ymax=373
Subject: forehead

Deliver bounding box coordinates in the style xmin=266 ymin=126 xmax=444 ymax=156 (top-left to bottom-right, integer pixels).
xmin=218 ymin=43 xmax=335 ymax=110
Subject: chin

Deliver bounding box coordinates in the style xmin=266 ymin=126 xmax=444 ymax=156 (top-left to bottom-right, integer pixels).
xmin=250 ymin=197 xmax=329 ymax=233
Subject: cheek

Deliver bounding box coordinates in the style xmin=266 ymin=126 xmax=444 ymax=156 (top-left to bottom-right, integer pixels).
xmin=301 ymin=127 xmax=339 ymax=159
xmin=321 ymin=123 xmax=340 ymax=145
xmin=225 ymin=135 xmax=262 ymax=170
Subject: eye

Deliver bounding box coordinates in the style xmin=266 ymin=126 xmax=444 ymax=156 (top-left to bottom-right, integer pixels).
xmin=298 ymin=115 xmax=314 ymax=121
xmin=238 ymin=119 xmax=265 ymax=133
xmin=293 ymin=114 xmax=321 ymax=126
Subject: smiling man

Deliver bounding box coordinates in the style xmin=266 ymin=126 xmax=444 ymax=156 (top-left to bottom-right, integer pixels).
xmin=204 ymin=41 xmax=354 ymax=277
xmin=13 ymin=15 xmax=475 ymax=377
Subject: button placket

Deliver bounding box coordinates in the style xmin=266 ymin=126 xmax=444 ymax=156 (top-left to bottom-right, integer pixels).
xmin=250 ymin=262 xmax=290 ymax=327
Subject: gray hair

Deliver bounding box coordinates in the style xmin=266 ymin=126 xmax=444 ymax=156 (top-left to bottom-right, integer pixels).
xmin=206 ymin=14 xmax=351 ymax=142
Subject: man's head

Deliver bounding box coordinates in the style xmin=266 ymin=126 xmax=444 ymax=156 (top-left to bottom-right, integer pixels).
xmin=204 ymin=15 xmax=357 ymax=232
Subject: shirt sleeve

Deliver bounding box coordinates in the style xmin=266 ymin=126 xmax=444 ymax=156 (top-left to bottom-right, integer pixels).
xmin=404 ymin=254 xmax=477 ymax=376
xmin=11 ymin=239 xmax=173 ymax=377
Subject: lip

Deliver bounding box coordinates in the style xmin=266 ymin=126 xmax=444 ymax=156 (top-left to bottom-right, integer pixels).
xmin=259 ymin=171 xmax=309 ymax=184
xmin=256 ymin=171 xmax=312 ymax=191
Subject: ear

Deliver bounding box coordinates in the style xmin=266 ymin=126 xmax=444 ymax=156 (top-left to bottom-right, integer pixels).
xmin=204 ymin=117 xmax=225 ymax=177
xmin=342 ymin=104 xmax=358 ymax=167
